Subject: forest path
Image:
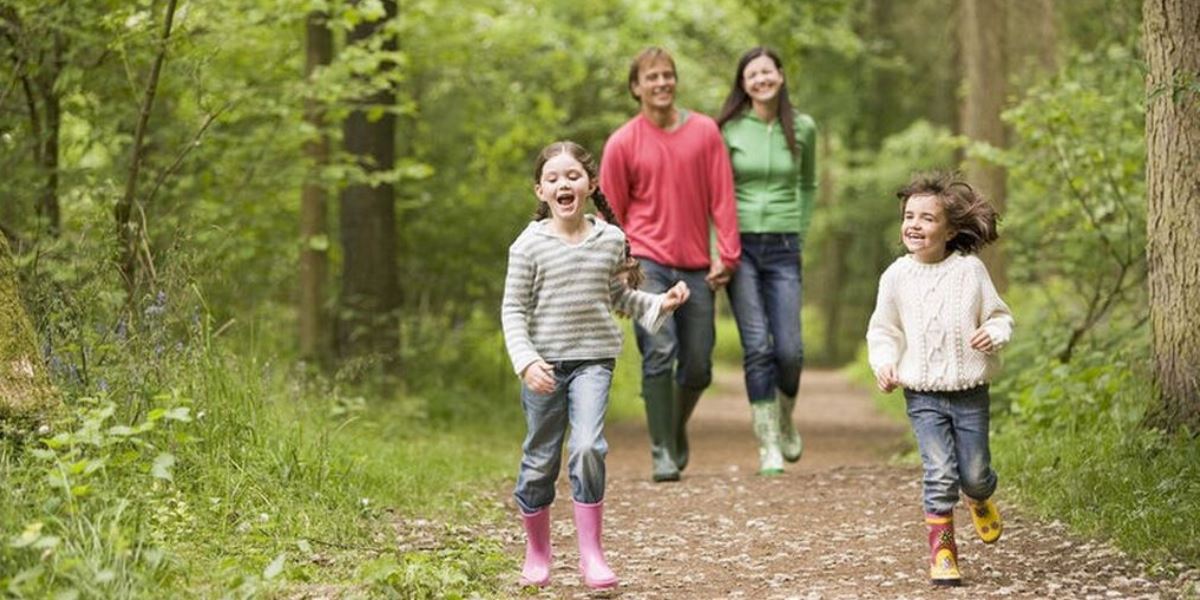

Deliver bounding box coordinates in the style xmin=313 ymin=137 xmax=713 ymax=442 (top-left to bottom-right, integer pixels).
xmin=502 ymin=367 xmax=1190 ymax=599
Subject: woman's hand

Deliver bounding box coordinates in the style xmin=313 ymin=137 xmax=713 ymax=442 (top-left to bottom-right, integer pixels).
xmin=970 ymin=327 xmax=995 ymax=353
xmin=875 ymin=364 xmax=899 ymax=393
xmin=661 ymin=281 xmax=691 ymax=312
xmin=521 ymin=360 xmax=556 ymax=395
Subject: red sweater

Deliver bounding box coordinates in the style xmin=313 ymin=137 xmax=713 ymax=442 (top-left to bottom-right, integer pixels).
xmin=599 ymin=112 xmax=741 ymax=271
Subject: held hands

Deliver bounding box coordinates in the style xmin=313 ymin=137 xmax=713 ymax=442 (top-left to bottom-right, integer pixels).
xmin=661 ymin=281 xmax=690 ymax=313
xmin=970 ymin=327 xmax=996 ymax=353
xmin=875 ymin=364 xmax=900 ymax=393
xmin=705 ymin=261 xmax=733 ymax=290
xmin=521 ymin=360 xmax=556 ymax=395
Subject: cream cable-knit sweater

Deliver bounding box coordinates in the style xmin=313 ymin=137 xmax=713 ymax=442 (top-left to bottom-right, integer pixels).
xmin=866 ymin=253 xmax=1014 ymax=392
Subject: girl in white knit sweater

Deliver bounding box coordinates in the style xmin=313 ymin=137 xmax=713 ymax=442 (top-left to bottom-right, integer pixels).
xmin=866 ymin=172 xmax=1013 ymax=587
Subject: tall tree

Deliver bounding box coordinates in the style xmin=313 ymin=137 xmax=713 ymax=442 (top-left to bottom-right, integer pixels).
xmin=300 ymin=9 xmax=333 ymax=365
xmin=337 ymin=0 xmax=400 ymax=367
xmin=114 ymin=0 xmax=178 ymax=302
xmin=1 ymin=5 xmax=64 ymax=238
xmin=959 ymin=0 xmax=1009 ymax=291
xmin=1144 ymin=0 xmax=1200 ymax=430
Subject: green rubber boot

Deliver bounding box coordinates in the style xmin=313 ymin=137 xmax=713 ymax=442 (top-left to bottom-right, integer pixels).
xmin=751 ymin=400 xmax=785 ymax=476
xmin=778 ymin=392 xmax=803 ymax=463
xmin=673 ymin=385 xmax=703 ymax=472
xmin=642 ymin=375 xmax=680 ymax=482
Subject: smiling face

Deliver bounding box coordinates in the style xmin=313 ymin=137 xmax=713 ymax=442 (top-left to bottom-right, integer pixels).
xmin=631 ymin=57 xmax=677 ymax=112
xmin=535 ymin=151 xmax=595 ymax=226
xmin=902 ymin=194 xmax=956 ymax=263
xmin=741 ymin=54 xmax=783 ymax=106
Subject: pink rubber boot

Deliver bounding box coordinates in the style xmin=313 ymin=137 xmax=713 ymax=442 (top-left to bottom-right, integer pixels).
xmin=573 ymin=500 xmax=619 ymax=589
xmin=518 ymin=507 xmax=551 ymax=587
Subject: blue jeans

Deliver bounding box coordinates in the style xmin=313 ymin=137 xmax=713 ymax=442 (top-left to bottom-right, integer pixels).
xmin=513 ymin=359 xmax=615 ymax=514
xmin=905 ymin=386 xmax=998 ymax=515
xmin=727 ymin=233 xmax=804 ymax=402
xmin=633 ymin=259 xmax=715 ymax=393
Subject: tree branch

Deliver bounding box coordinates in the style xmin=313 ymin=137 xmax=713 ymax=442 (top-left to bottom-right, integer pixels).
xmin=142 ymin=101 xmax=230 ymax=208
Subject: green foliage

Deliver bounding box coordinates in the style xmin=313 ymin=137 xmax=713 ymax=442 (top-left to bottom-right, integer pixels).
xmin=991 ymin=44 xmax=1146 ymax=365
xmin=805 ymin=121 xmax=958 ymax=364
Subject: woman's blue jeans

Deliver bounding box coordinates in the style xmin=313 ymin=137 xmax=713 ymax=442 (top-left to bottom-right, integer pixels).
xmin=904 ymin=385 xmax=998 ymax=515
xmin=513 ymin=359 xmax=614 ymax=514
xmin=727 ymin=233 xmax=804 ymax=402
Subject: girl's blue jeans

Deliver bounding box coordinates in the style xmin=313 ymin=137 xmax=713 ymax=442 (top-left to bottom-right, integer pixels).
xmin=513 ymin=359 xmax=614 ymax=514
xmin=904 ymin=385 xmax=998 ymax=515
xmin=633 ymin=259 xmax=715 ymax=393
xmin=727 ymin=233 xmax=804 ymax=402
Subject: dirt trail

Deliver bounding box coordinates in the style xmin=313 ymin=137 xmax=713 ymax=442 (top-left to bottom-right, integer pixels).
xmin=502 ymin=368 xmax=1196 ymax=599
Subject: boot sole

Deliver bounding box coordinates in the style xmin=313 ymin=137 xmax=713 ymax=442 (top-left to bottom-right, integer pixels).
xmin=931 ymin=579 xmax=962 ymax=587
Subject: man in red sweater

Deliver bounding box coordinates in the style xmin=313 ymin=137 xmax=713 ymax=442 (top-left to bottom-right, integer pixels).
xmin=600 ymin=47 xmax=741 ymax=482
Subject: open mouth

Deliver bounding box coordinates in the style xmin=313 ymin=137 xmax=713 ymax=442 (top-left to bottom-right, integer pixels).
xmin=555 ymin=193 xmax=575 ymax=207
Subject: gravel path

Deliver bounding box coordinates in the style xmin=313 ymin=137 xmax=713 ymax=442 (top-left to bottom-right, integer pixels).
xmin=498 ymin=368 xmax=1199 ymax=599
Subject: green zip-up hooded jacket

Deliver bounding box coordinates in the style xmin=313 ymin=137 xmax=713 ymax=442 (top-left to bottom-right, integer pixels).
xmin=721 ymin=111 xmax=818 ymax=243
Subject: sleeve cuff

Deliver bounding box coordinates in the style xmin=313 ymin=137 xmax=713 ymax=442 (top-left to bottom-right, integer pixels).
xmin=637 ymin=294 xmax=668 ymax=334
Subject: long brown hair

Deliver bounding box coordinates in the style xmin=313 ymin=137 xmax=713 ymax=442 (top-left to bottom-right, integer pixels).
xmin=896 ymin=171 xmax=999 ymax=255
xmin=532 ymin=141 xmax=644 ymax=288
xmin=715 ymin=46 xmax=799 ymax=159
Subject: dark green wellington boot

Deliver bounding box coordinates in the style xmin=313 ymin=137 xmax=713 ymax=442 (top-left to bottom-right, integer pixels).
xmin=642 ymin=374 xmax=680 ymax=482
xmin=673 ymin=385 xmax=703 ymax=471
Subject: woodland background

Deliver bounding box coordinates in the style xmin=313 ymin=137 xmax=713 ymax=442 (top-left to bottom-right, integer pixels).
xmin=1 ymin=0 xmax=1198 ymax=596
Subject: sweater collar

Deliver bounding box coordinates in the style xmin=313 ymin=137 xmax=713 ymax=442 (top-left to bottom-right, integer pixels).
xmin=902 ymin=252 xmax=964 ymax=271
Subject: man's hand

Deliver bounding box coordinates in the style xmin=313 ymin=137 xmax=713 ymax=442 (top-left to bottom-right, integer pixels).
xmin=521 ymin=360 xmax=556 ymax=395
xmin=705 ymin=261 xmax=733 ymax=290
xmin=661 ymin=281 xmax=690 ymax=312
xmin=875 ymin=365 xmax=899 ymax=393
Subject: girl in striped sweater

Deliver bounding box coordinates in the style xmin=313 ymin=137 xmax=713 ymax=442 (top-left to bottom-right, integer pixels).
xmin=502 ymin=140 xmax=689 ymax=589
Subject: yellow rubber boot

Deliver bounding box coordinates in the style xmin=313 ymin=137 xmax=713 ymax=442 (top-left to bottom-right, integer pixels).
xmin=967 ymin=496 xmax=1002 ymax=544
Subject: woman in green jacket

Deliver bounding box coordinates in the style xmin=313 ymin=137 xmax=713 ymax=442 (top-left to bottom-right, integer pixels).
xmin=716 ymin=46 xmax=817 ymax=475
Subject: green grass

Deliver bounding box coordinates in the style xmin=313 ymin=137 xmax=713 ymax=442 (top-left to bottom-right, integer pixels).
xmin=0 ymin=331 xmax=524 ymax=598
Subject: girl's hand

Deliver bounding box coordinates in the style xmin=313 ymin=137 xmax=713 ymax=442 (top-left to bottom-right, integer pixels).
xmin=661 ymin=281 xmax=690 ymax=312
xmin=521 ymin=360 xmax=556 ymax=395
xmin=970 ymin=327 xmax=995 ymax=353
xmin=875 ymin=365 xmax=899 ymax=393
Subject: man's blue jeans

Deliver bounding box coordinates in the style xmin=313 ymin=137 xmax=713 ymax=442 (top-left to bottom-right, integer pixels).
xmin=633 ymin=259 xmax=715 ymax=393
xmin=727 ymin=233 xmax=804 ymax=402
xmin=904 ymin=385 xmax=998 ymax=515
xmin=513 ymin=359 xmax=614 ymax=514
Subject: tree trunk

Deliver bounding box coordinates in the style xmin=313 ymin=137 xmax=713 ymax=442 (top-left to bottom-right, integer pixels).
xmin=35 ymin=35 xmax=62 ymax=238
xmin=337 ymin=0 xmax=399 ymax=369
xmin=299 ymin=9 xmax=333 ymax=365
xmin=1144 ymin=0 xmax=1200 ymax=431
xmin=0 ymin=235 xmax=58 ymax=421
xmin=959 ymin=0 xmax=1009 ymax=291
xmin=115 ymin=0 xmax=177 ymax=303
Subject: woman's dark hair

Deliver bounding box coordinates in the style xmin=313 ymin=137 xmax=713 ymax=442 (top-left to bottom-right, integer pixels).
xmin=896 ymin=171 xmax=999 ymax=255
xmin=532 ymin=141 xmax=644 ymax=288
xmin=715 ymin=46 xmax=799 ymax=159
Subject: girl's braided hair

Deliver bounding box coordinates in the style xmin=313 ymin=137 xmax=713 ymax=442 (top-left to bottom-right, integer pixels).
xmin=896 ymin=171 xmax=999 ymax=255
xmin=533 ymin=141 xmax=644 ymax=288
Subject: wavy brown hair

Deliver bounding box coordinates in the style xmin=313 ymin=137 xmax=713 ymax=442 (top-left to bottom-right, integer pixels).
xmin=532 ymin=141 xmax=644 ymax=288
xmin=896 ymin=171 xmax=999 ymax=255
